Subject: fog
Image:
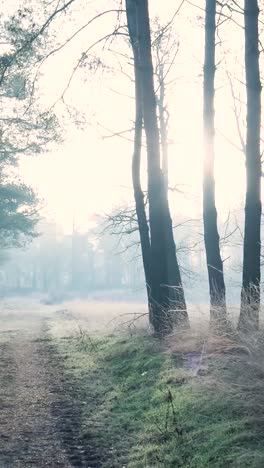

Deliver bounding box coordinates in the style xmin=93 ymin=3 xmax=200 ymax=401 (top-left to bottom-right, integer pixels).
xmin=0 ymin=204 xmax=252 ymax=314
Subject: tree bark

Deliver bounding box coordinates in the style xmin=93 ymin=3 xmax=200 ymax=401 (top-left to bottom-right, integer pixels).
xmin=238 ymin=0 xmax=262 ymax=333
xmin=157 ymin=64 xmax=169 ymax=194
xmin=131 ymin=22 xmax=153 ymax=315
xmin=126 ymin=0 xmax=153 ymax=320
xmin=126 ymin=0 xmax=189 ymax=335
xmin=203 ymin=0 xmax=228 ymax=330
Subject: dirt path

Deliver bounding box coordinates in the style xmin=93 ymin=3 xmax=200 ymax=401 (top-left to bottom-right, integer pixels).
xmin=0 ymin=299 xmax=100 ymax=468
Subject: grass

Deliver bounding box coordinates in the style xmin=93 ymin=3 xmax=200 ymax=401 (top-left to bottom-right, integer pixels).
xmin=52 ymin=327 xmax=264 ymax=467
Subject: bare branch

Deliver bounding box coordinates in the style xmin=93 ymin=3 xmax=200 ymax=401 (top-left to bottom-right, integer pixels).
xmin=226 ymin=69 xmax=246 ymax=153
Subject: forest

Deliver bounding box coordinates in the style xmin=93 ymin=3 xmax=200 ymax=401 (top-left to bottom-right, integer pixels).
xmin=0 ymin=0 xmax=264 ymax=467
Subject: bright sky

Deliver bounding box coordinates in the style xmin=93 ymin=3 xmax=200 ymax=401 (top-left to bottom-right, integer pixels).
xmin=15 ymin=0 xmax=259 ymax=232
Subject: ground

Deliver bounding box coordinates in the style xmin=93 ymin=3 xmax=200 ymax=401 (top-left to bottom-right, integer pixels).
xmin=1 ymin=298 xmax=264 ymax=467
xmin=0 ymin=297 xmax=133 ymax=468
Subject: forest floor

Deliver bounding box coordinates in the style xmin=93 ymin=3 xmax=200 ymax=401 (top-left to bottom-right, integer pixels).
xmin=0 ymin=297 xmax=148 ymax=467
xmin=0 ymin=298 xmax=264 ymax=467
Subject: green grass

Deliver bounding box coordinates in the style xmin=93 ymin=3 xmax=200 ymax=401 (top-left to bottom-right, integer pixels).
xmin=53 ymin=330 xmax=264 ymax=467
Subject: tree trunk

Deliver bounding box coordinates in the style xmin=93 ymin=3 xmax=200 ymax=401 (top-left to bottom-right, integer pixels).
xmin=238 ymin=0 xmax=261 ymax=333
xmin=203 ymin=0 xmax=228 ymax=331
xmin=157 ymin=65 xmax=169 ymax=194
xmin=126 ymin=0 xmax=189 ymax=335
xmin=126 ymin=0 xmax=153 ymax=320
xmin=132 ymin=36 xmax=153 ymax=314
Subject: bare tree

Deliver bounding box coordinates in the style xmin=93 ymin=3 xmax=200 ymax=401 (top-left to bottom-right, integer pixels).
xmin=203 ymin=0 xmax=228 ymax=330
xmin=128 ymin=17 xmax=153 ymax=312
xmin=238 ymin=0 xmax=262 ymax=332
xmin=125 ymin=0 xmax=189 ymax=335
xmin=152 ymin=19 xmax=179 ymax=194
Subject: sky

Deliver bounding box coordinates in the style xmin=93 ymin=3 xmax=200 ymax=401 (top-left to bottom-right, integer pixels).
xmin=13 ymin=0 xmax=257 ymax=232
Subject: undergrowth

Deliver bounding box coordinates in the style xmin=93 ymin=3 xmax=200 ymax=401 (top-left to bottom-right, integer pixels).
xmin=53 ymin=328 xmax=264 ymax=467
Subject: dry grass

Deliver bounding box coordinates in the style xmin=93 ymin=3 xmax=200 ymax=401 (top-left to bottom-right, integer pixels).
xmin=48 ymin=298 xmax=149 ymax=338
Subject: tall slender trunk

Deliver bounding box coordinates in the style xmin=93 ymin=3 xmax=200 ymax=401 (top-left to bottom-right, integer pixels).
xmin=238 ymin=0 xmax=261 ymax=332
xmin=203 ymin=0 xmax=227 ymax=330
xmin=157 ymin=64 xmax=169 ymax=194
xmin=132 ymin=40 xmax=153 ymax=314
xmin=126 ymin=0 xmax=153 ymax=319
xmin=126 ymin=0 xmax=189 ymax=335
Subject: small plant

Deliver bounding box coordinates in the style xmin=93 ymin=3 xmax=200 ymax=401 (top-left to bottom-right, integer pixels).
xmin=152 ymin=387 xmax=183 ymax=439
xmin=76 ymin=324 xmax=98 ymax=352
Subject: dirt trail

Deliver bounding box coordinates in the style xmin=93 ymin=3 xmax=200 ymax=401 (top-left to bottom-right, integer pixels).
xmin=0 ymin=299 xmax=100 ymax=468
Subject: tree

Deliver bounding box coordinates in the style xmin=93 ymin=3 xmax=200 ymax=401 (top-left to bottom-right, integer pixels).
xmin=71 ymin=229 xmax=95 ymax=291
xmin=125 ymin=0 xmax=189 ymax=335
xmin=0 ymin=7 xmax=59 ymax=159
xmin=203 ymin=0 xmax=228 ymax=330
xmin=0 ymin=6 xmax=60 ymax=249
xmin=238 ymin=0 xmax=262 ymax=332
xmin=0 ymin=180 xmax=40 ymax=248
xmin=152 ymin=18 xmax=179 ymax=194
xmin=126 ymin=0 xmax=153 ymax=321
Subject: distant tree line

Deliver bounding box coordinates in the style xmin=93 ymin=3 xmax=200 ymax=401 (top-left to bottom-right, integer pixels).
xmin=0 ymin=221 xmax=145 ymax=298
